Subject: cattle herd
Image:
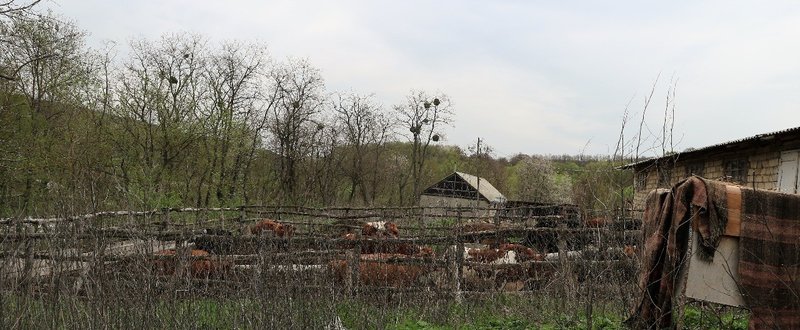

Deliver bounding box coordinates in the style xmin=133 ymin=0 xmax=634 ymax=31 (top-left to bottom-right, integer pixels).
xmin=146 ymin=218 xmax=639 ymax=292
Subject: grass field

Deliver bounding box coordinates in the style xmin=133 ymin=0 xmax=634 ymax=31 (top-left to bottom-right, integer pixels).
xmin=0 ymin=291 xmax=749 ymax=329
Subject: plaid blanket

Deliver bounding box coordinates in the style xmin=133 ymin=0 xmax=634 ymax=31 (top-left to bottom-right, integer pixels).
xmin=739 ymin=189 xmax=800 ymax=329
xmin=627 ymin=176 xmax=800 ymax=329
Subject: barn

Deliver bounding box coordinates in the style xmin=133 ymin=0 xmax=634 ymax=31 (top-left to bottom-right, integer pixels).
xmin=620 ymin=125 xmax=800 ymax=210
xmin=419 ymin=171 xmax=506 ymax=216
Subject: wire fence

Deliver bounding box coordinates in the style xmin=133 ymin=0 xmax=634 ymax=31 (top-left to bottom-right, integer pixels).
xmin=0 ymin=205 xmax=643 ymax=328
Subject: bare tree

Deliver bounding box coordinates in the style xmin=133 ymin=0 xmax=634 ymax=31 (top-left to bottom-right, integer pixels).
xmin=200 ymin=41 xmax=270 ymax=206
xmin=267 ymin=57 xmax=325 ymax=203
xmin=0 ymin=0 xmax=40 ymax=18
xmin=305 ymin=123 xmax=342 ymax=205
xmin=113 ymin=33 xmax=207 ymax=203
xmin=1 ymin=13 xmax=91 ymax=114
xmin=0 ymin=1 xmax=46 ymax=81
xmin=331 ymin=91 xmax=393 ymax=205
xmin=395 ymin=90 xmax=453 ymax=203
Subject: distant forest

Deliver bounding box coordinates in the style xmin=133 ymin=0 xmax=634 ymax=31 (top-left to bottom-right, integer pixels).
xmin=0 ymin=8 xmax=632 ymax=217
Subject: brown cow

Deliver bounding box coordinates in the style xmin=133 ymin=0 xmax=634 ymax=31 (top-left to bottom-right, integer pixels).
xmin=251 ymin=219 xmax=295 ymax=237
xmin=466 ymin=247 xmax=508 ymax=263
xmin=361 ymin=240 xmax=433 ymax=256
xmin=499 ymin=243 xmax=544 ymax=262
xmin=152 ymin=249 xmax=231 ymax=278
xmin=396 ymin=244 xmax=435 ymax=258
xmin=623 ymin=244 xmax=639 ymax=258
xmin=346 ymin=221 xmax=433 ymax=256
xmin=584 ymin=217 xmax=608 ymax=228
xmin=384 ymin=222 xmax=399 ymax=238
xmin=362 ymin=221 xmax=399 ymax=238
xmin=466 ymin=243 xmax=543 ymax=264
xmin=463 ymin=243 xmax=545 ymax=291
xmin=328 ymin=253 xmax=430 ymax=288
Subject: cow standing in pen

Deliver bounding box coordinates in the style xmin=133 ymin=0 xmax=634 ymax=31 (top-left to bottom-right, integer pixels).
xmin=330 ymin=220 xmax=437 ymax=287
xmin=460 ymin=242 xmax=544 ymax=291
xmin=251 ymin=219 xmax=295 ymax=238
xmin=151 ymin=249 xmax=231 ymax=279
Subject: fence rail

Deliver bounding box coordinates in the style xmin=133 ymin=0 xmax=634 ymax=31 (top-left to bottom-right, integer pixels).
xmin=2 ymin=204 xmax=640 ymax=224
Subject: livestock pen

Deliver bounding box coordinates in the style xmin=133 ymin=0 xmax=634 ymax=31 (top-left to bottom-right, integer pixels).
xmin=0 ymin=205 xmax=676 ymax=328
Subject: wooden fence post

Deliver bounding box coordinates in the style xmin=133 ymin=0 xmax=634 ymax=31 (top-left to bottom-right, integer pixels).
xmin=450 ymin=210 xmax=463 ymax=303
xmin=254 ymin=235 xmax=266 ymax=296
xmin=555 ymin=223 xmax=569 ymax=311
xmin=175 ymin=240 xmax=189 ymax=284
xmin=493 ymin=205 xmax=501 ymax=227
xmin=417 ymin=206 xmax=425 ymax=235
xmin=74 ymin=235 xmax=104 ymax=295
xmin=162 ymin=207 xmax=170 ymax=230
xmin=238 ymin=207 xmax=247 ymax=236
xmin=22 ymin=231 xmax=34 ymax=293
xmin=557 ymin=223 xmax=567 ymax=263
xmin=347 ymin=243 xmax=360 ymax=296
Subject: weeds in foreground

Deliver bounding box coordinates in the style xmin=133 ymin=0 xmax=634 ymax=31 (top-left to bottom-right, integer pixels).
xmin=0 ymin=292 xmax=748 ymax=329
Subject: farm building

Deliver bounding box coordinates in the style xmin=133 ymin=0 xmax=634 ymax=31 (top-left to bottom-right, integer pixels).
xmin=620 ymin=125 xmax=800 ymax=209
xmin=419 ymin=171 xmax=506 ymax=216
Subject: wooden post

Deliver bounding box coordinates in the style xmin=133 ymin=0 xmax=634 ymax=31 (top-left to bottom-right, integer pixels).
xmin=450 ymin=210 xmax=464 ymax=303
xmin=74 ymin=236 xmax=104 ymax=295
xmin=417 ymin=206 xmax=425 ymax=235
xmin=22 ymin=232 xmax=34 ymax=293
xmin=344 ymin=249 xmax=352 ymax=295
xmin=557 ymin=223 xmax=567 ymax=263
xmin=493 ymin=204 xmax=501 ymax=227
xmin=175 ymin=240 xmax=189 ymax=281
xmin=162 ymin=207 xmax=170 ymax=230
xmin=448 ymin=245 xmax=458 ymax=299
xmin=254 ymin=236 xmax=266 ymax=296
xmin=238 ymin=207 xmax=247 ymax=236
xmin=555 ymin=223 xmax=571 ymax=311
xmin=347 ymin=244 xmax=360 ymax=296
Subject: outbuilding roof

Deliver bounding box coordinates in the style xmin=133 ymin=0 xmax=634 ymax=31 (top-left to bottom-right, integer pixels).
xmin=421 ymin=171 xmax=507 ymax=204
xmin=620 ymin=126 xmax=800 ymax=169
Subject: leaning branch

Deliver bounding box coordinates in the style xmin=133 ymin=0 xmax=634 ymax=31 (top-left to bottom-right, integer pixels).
xmin=0 ymin=0 xmax=41 ymax=16
xmin=0 ymin=52 xmax=57 ymax=81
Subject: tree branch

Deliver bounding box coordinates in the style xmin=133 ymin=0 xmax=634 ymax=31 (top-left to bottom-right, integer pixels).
xmin=0 ymin=52 xmax=57 ymax=81
xmin=0 ymin=0 xmax=41 ymax=16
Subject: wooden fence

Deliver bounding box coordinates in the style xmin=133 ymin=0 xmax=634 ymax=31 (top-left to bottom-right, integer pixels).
xmin=0 ymin=205 xmax=641 ymax=300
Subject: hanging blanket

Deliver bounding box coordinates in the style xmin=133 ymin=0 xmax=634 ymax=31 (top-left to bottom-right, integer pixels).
xmin=625 ymin=176 xmax=730 ymax=329
xmin=738 ymin=189 xmax=800 ymax=329
xmin=627 ymin=175 xmax=800 ymax=329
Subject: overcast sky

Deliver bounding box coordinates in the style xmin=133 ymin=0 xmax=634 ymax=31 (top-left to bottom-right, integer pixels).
xmin=43 ymin=0 xmax=800 ymax=158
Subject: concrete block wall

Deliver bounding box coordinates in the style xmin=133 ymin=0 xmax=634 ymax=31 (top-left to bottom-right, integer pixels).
xmin=629 ymin=147 xmax=784 ymax=215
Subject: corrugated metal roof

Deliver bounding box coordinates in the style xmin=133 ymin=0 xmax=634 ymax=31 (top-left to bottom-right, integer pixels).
xmin=454 ymin=171 xmax=507 ymax=203
xmin=620 ymin=126 xmax=800 ymax=169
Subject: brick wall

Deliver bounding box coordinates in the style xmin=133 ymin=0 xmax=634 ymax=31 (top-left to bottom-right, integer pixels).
xmin=630 ymin=147 xmax=784 ymax=214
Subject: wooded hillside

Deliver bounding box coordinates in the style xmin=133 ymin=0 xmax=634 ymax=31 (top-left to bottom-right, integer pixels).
xmin=0 ymin=9 xmax=631 ymax=217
